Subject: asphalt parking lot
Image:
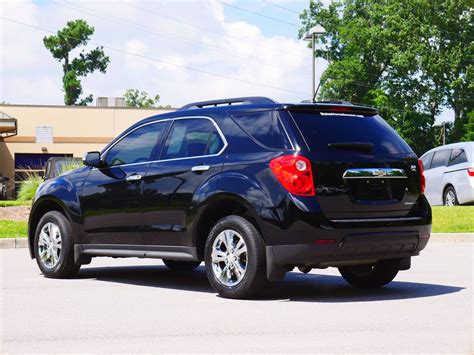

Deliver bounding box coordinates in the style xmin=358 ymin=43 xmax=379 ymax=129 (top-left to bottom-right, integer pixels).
xmin=1 ymin=242 xmax=472 ymax=353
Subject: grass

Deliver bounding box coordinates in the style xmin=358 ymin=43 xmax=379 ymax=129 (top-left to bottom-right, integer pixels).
xmin=0 ymin=220 xmax=28 ymax=238
xmin=431 ymin=206 xmax=474 ymax=233
xmin=0 ymin=200 xmax=32 ymax=207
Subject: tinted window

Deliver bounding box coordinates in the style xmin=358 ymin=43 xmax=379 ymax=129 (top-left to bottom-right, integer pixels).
xmin=430 ymin=149 xmax=451 ymax=169
xmin=421 ymin=152 xmax=433 ymax=170
xmin=448 ymin=149 xmax=468 ymax=166
xmin=290 ymin=111 xmax=412 ymax=154
xmin=105 ymin=122 xmax=166 ymax=166
xmin=162 ymin=118 xmax=224 ymax=160
xmin=232 ymin=111 xmax=291 ymax=149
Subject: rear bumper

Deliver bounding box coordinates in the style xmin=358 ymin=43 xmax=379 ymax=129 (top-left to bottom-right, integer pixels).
xmin=265 ymin=224 xmax=431 ymax=280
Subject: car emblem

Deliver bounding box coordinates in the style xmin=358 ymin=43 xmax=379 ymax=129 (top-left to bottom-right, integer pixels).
xmin=372 ymin=169 xmax=386 ymax=177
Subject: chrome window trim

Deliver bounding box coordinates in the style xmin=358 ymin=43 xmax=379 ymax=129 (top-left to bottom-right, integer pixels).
xmin=98 ymin=116 xmax=228 ymax=169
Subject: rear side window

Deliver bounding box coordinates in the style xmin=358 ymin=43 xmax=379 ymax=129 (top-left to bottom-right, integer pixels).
xmin=289 ymin=111 xmax=412 ymax=155
xmin=421 ymin=152 xmax=433 ymax=170
xmin=161 ymin=118 xmax=224 ymax=160
xmin=430 ymin=149 xmax=451 ymax=169
xmin=232 ymin=111 xmax=292 ymax=150
xmin=448 ymin=149 xmax=468 ymax=166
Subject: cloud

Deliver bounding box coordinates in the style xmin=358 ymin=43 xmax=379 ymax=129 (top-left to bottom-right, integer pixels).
xmin=0 ymin=0 xmax=324 ymax=107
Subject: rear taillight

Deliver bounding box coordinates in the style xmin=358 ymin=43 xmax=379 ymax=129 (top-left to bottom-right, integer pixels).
xmin=269 ymin=155 xmax=315 ymax=196
xmin=467 ymin=168 xmax=474 ymax=177
xmin=418 ymin=159 xmax=426 ymax=193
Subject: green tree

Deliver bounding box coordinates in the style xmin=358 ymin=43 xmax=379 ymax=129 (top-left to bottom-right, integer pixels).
xmin=462 ymin=112 xmax=474 ymax=141
xmin=43 ymin=19 xmax=110 ymax=106
xmin=124 ymin=89 xmax=160 ymax=108
xmin=299 ymin=0 xmax=473 ymax=154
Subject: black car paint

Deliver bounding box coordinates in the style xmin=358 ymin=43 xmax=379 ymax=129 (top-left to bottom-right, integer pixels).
xmin=28 ymin=103 xmax=432 ymax=280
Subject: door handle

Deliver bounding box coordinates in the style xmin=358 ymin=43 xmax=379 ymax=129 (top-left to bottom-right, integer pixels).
xmin=126 ymin=174 xmax=142 ymax=182
xmin=191 ymin=165 xmax=210 ymax=172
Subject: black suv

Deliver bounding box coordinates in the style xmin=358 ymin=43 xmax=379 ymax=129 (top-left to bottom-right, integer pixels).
xmin=28 ymin=97 xmax=431 ymax=299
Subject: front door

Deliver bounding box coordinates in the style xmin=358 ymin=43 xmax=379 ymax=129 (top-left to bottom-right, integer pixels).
xmin=142 ymin=117 xmax=226 ymax=248
xmin=80 ymin=121 xmax=168 ymax=246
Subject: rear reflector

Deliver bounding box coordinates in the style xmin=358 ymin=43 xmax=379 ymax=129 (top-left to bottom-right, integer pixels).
xmin=467 ymin=168 xmax=474 ymax=177
xmin=269 ymin=155 xmax=315 ymax=196
xmin=418 ymin=159 xmax=426 ymax=193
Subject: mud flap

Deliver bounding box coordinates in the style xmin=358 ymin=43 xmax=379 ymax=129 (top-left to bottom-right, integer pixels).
xmin=266 ymin=247 xmax=287 ymax=281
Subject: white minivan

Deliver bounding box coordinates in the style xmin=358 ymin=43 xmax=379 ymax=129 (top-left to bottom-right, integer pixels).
xmin=420 ymin=142 xmax=474 ymax=206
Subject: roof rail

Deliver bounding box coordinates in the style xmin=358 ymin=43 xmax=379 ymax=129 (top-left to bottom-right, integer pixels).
xmin=179 ymin=97 xmax=277 ymax=110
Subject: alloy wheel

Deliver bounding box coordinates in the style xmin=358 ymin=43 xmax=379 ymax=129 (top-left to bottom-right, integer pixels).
xmin=211 ymin=229 xmax=247 ymax=287
xmin=445 ymin=190 xmax=456 ymax=206
xmin=37 ymin=222 xmax=62 ymax=269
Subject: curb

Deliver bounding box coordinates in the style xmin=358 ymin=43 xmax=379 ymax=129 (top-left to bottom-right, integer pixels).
xmin=0 ymin=233 xmax=472 ymax=249
xmin=0 ymin=238 xmax=28 ymax=249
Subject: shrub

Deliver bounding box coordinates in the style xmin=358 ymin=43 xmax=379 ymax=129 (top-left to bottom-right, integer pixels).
xmin=17 ymin=172 xmax=43 ymax=201
xmin=58 ymin=159 xmax=82 ymax=176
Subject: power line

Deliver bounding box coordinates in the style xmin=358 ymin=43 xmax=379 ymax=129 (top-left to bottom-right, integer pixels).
xmin=263 ymin=1 xmax=301 ymax=15
xmin=53 ymin=0 xmax=307 ymax=73
xmin=0 ymin=16 xmax=309 ymax=97
xmin=219 ymin=1 xmax=300 ymax=28
xmin=121 ymin=1 xmax=303 ymax=60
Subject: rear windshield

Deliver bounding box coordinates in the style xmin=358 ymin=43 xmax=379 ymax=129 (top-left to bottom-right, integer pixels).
xmin=289 ymin=111 xmax=413 ymax=155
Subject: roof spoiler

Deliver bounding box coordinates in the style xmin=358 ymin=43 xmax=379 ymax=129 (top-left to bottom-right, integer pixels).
xmin=179 ymin=97 xmax=277 ymax=110
xmin=290 ymin=101 xmax=378 ymax=116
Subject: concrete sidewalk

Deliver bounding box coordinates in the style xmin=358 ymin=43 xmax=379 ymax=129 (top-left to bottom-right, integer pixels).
xmin=1 ymin=233 xmax=472 ymax=249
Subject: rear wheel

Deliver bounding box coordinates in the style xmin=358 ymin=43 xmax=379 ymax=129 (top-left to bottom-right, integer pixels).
xmin=162 ymin=259 xmax=201 ymax=271
xmin=443 ymin=186 xmax=459 ymax=206
xmin=34 ymin=211 xmax=80 ymax=278
xmin=338 ymin=259 xmax=399 ymax=289
xmin=204 ymin=215 xmax=266 ymax=299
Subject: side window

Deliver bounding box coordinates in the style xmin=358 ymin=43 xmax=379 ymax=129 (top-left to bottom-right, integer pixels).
xmin=232 ymin=111 xmax=292 ymax=150
xmin=421 ymin=152 xmax=433 ymax=170
xmin=430 ymin=149 xmax=451 ymax=169
xmin=105 ymin=122 xmax=166 ymax=166
xmin=161 ymin=118 xmax=224 ymax=160
xmin=448 ymin=149 xmax=467 ymax=166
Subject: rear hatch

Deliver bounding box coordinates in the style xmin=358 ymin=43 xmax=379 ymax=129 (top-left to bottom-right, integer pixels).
xmin=287 ymin=105 xmax=423 ymax=219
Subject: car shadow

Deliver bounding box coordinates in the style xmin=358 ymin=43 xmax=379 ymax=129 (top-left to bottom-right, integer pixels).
xmin=75 ymin=265 xmax=465 ymax=302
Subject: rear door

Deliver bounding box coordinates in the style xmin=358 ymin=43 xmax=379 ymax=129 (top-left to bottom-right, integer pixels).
xmin=287 ymin=108 xmax=422 ymax=219
xmin=142 ymin=117 xmax=226 ymax=248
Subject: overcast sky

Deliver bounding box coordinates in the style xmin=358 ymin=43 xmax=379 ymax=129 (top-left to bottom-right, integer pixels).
xmin=0 ymin=0 xmax=330 ymax=108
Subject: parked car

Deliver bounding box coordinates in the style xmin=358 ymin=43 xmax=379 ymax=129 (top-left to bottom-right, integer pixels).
xmin=44 ymin=157 xmax=82 ymax=180
xmin=28 ymin=97 xmax=431 ymax=299
xmin=420 ymin=142 xmax=474 ymax=206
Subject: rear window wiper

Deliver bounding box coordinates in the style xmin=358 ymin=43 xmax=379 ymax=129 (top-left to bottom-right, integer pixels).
xmin=328 ymin=142 xmax=374 ymax=152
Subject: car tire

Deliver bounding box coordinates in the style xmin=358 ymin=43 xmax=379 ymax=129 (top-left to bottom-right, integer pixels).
xmin=443 ymin=186 xmax=459 ymax=206
xmin=162 ymin=259 xmax=201 ymax=271
xmin=34 ymin=211 xmax=80 ymax=278
xmin=204 ymin=215 xmax=267 ymax=299
xmin=338 ymin=259 xmax=399 ymax=289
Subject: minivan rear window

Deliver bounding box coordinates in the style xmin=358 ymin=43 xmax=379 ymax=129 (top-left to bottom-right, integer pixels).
xmin=289 ymin=111 xmax=413 ymax=155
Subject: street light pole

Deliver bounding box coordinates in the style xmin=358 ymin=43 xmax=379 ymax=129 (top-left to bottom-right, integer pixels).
xmin=303 ymin=25 xmax=326 ymax=102
xmin=312 ymin=33 xmax=315 ymax=100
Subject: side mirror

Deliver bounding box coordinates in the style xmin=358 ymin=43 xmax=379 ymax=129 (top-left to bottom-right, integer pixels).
xmin=83 ymin=151 xmax=102 ymax=168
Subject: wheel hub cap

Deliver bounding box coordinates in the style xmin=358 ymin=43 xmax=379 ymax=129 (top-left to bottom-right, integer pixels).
xmin=211 ymin=229 xmax=247 ymax=287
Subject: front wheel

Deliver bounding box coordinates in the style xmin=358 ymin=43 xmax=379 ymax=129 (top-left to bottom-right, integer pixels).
xmin=338 ymin=259 xmax=399 ymax=289
xmin=34 ymin=211 xmax=80 ymax=278
xmin=204 ymin=215 xmax=267 ymax=299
